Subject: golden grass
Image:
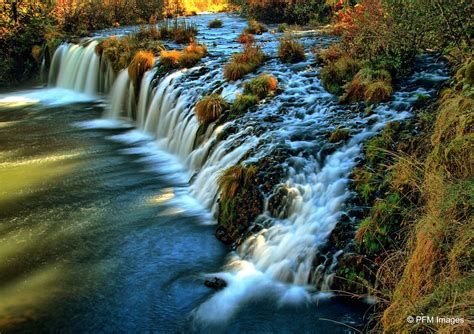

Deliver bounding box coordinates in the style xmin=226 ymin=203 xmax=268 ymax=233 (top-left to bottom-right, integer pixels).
xmin=128 ymin=51 xmax=154 ymax=88
xmin=217 ymin=165 xmax=257 ymax=201
xmin=195 ymin=94 xmax=229 ymax=125
xmin=365 ymin=80 xmax=393 ymax=103
xmin=160 ymin=49 xmax=182 ymax=69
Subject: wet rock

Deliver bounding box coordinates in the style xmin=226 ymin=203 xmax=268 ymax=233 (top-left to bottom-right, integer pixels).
xmin=204 ymin=277 xmax=227 ymax=290
xmin=328 ymin=219 xmax=354 ymax=249
xmin=268 ymin=185 xmax=295 ymax=219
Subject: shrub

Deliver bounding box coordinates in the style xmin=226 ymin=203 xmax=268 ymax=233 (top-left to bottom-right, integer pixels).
xmin=128 ymin=51 xmax=154 ymax=88
xmin=244 ymin=20 xmax=268 ymax=35
xmin=208 ymin=19 xmax=223 ymax=28
xmin=278 ymin=35 xmax=306 ymax=63
xmin=237 ymin=32 xmax=255 ymax=45
xmin=244 ymin=74 xmax=278 ymax=99
xmin=231 ymin=94 xmax=259 ymax=115
xmin=195 ymin=94 xmax=229 ymax=125
xmin=160 ymin=50 xmax=182 ymax=69
xmin=218 ymin=165 xmax=257 ymax=201
xmin=223 ymin=45 xmax=266 ymax=81
xmin=329 ymin=127 xmax=350 ymax=143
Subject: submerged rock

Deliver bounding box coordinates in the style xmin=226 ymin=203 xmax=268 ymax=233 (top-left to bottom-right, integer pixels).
xmin=204 ymin=277 xmax=227 ymax=290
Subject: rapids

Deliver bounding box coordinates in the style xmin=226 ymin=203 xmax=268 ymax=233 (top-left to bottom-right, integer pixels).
xmin=1 ymin=12 xmax=449 ymax=332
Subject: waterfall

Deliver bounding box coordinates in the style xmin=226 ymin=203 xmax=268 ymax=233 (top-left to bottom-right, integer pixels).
xmin=46 ymin=30 xmax=448 ymax=324
xmin=49 ymin=40 xmax=116 ymax=95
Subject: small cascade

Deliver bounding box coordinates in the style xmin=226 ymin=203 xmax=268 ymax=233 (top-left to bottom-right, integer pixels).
xmin=49 ymin=40 xmax=116 ymax=95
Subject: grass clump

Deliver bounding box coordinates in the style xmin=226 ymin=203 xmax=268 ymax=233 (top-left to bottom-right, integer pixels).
xmin=328 ymin=127 xmax=350 ymax=143
xmin=156 ymin=19 xmax=198 ymax=44
xmin=178 ymin=42 xmax=207 ymax=68
xmin=195 ymin=94 xmax=229 ymax=125
xmin=277 ymin=23 xmax=290 ymax=33
xmin=320 ymin=56 xmax=361 ymax=95
xmin=278 ymin=35 xmax=306 ymax=63
xmin=236 ymin=32 xmax=255 ymax=45
xmin=159 ymin=42 xmax=207 ymax=70
xmin=128 ymin=51 xmax=154 ymax=89
xmin=341 ymin=67 xmax=393 ymax=103
xmin=243 ymin=74 xmax=278 ymax=99
xmin=230 ymin=94 xmax=259 ymax=115
xmin=159 ymin=50 xmax=182 ymax=69
xmin=96 ymin=35 xmax=163 ymax=73
xmin=244 ymin=20 xmax=268 ymax=35
xmin=224 ymin=45 xmax=266 ymax=81
xmin=218 ymin=165 xmax=257 ymax=201
xmin=208 ymin=19 xmax=223 ymax=28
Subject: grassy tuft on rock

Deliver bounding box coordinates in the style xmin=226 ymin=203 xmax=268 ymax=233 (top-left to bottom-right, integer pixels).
xmin=195 ymin=94 xmax=229 ymax=125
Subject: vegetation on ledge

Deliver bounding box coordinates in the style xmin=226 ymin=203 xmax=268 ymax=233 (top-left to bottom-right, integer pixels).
xmin=195 ymin=94 xmax=230 ymax=125
xmin=215 ymin=164 xmax=263 ymax=244
xmin=333 ymin=59 xmax=473 ymax=332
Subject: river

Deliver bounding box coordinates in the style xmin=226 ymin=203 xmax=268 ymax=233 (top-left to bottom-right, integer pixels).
xmin=0 ymin=13 xmax=448 ymax=333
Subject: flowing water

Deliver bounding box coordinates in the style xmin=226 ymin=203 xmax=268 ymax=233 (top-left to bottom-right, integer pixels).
xmin=0 ymin=13 xmax=449 ymax=333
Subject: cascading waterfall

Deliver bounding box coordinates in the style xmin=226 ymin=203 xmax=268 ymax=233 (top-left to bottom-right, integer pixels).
xmin=47 ymin=25 xmax=448 ymax=324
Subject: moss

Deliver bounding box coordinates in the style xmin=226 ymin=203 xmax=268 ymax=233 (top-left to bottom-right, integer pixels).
xmin=328 ymin=127 xmax=350 ymax=143
xmin=355 ymin=194 xmax=405 ymax=256
xmin=244 ymin=20 xmax=268 ymax=35
xmin=243 ymin=74 xmax=278 ymax=99
xmin=195 ymin=94 xmax=229 ymax=125
xmin=278 ymin=35 xmax=306 ymax=64
xmin=208 ymin=19 xmax=223 ymax=28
